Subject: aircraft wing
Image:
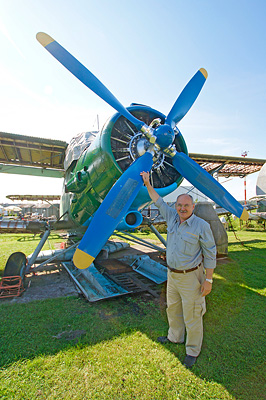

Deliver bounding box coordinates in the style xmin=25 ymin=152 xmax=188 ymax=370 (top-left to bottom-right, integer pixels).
xmin=215 ymin=204 xmax=256 ymax=216
xmin=189 ymin=153 xmax=266 ymax=177
xmin=1 ymin=132 xmax=265 ymax=179
xmin=248 ymin=212 xmax=266 ymax=221
xmin=0 ymin=218 xmax=82 ymax=234
xmin=0 ymin=132 xmax=67 ymax=178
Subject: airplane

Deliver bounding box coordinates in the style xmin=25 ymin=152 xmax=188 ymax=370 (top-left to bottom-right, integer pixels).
xmin=247 ymin=163 xmax=266 ymax=224
xmin=1 ymin=32 xmax=262 ymax=300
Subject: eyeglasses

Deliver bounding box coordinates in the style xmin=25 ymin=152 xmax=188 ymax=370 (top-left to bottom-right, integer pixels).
xmin=176 ymin=203 xmax=193 ymax=208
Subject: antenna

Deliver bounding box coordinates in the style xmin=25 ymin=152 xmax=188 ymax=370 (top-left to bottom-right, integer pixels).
xmin=92 ymin=114 xmax=100 ymax=131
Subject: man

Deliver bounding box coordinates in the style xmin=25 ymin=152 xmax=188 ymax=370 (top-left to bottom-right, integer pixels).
xmin=140 ymin=171 xmax=216 ymax=368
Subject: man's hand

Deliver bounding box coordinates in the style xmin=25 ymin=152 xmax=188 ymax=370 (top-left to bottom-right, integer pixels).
xmin=140 ymin=171 xmax=150 ymax=186
xmin=201 ymin=280 xmax=212 ymax=297
xmin=140 ymin=171 xmax=159 ymax=203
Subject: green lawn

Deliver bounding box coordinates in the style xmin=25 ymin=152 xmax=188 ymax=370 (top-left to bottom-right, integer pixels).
xmin=0 ymin=233 xmax=64 ymax=274
xmin=0 ymin=231 xmax=265 ymax=399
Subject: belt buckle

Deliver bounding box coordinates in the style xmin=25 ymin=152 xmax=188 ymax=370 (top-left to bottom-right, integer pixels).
xmin=183 ymin=270 xmax=186 ymax=274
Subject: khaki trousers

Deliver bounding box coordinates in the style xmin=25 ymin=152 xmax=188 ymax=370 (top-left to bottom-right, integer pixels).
xmin=166 ymin=264 xmax=206 ymax=357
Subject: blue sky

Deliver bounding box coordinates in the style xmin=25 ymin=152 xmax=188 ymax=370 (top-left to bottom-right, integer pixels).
xmin=0 ymin=0 xmax=265 ymax=202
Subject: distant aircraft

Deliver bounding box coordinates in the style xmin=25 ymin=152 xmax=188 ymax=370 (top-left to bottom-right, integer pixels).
xmin=248 ymin=163 xmax=266 ymax=223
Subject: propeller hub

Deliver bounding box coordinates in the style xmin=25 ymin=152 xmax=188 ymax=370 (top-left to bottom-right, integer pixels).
xmin=154 ymin=124 xmax=175 ymax=149
xmin=136 ymin=138 xmax=147 ymax=157
xmin=129 ymin=134 xmax=150 ymax=159
xmin=128 ymin=132 xmax=165 ymax=169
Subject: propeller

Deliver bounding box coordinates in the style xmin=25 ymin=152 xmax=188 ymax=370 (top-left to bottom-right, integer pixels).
xmin=37 ymin=32 xmax=249 ymax=269
xmin=73 ymin=151 xmax=153 ymax=269
xmin=36 ymin=33 xmax=145 ymax=132
xmin=169 ymin=150 xmax=249 ymax=220
xmin=165 ymin=68 xmax=208 ymax=128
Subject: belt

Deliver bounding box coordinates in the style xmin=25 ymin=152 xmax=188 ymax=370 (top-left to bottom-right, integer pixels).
xmin=167 ymin=263 xmax=201 ymax=274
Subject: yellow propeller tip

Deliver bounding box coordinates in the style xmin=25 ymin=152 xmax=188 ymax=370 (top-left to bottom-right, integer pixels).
xmin=73 ymin=248 xmax=95 ymax=269
xmin=36 ymin=32 xmax=54 ymax=47
xmin=240 ymin=208 xmax=249 ymax=221
xmin=199 ymin=68 xmax=208 ymax=79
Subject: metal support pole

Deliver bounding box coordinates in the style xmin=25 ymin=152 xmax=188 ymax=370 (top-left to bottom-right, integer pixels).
xmin=114 ymin=232 xmax=166 ymax=252
xmin=142 ymin=216 xmax=167 ymax=247
xmin=244 ymin=176 xmax=247 ymax=205
xmin=148 ymin=224 xmax=167 ymax=247
xmin=25 ymin=228 xmax=51 ymax=273
xmin=32 ymin=241 xmax=80 ymax=271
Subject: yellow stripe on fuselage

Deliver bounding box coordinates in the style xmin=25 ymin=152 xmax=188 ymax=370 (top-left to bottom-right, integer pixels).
xmin=73 ymin=248 xmax=95 ymax=269
xmin=36 ymin=32 xmax=55 ymax=47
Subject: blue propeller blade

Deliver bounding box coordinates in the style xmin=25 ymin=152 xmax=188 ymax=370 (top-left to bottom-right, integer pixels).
xmin=172 ymin=152 xmax=249 ymax=220
xmin=165 ymin=68 xmax=208 ymax=128
xmin=73 ymin=151 xmax=153 ymax=269
xmin=36 ymin=32 xmax=144 ymax=131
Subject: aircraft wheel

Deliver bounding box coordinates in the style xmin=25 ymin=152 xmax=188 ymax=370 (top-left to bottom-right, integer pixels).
xmin=4 ymin=252 xmax=27 ymax=284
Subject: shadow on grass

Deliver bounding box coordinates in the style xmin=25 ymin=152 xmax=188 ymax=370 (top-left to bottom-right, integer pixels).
xmin=0 ymin=247 xmax=265 ymax=399
xmin=17 ymin=234 xmax=62 ymax=242
xmin=0 ymin=234 xmax=62 ymax=242
xmin=219 ymin=247 xmax=266 ymax=292
xmin=201 ymin=271 xmax=266 ymax=398
xmin=227 ymin=238 xmax=266 ymax=251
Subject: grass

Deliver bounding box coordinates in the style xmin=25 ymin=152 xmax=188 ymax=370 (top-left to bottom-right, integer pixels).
xmin=0 ymin=230 xmax=266 ymax=399
xmin=0 ymin=233 xmax=65 ymax=275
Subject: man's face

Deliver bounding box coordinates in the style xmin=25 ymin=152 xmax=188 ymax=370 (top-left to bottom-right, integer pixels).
xmin=175 ymin=194 xmax=195 ymax=222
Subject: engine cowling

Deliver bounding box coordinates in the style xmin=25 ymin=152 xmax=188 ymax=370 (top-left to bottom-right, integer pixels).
xmin=63 ymin=105 xmax=188 ymax=226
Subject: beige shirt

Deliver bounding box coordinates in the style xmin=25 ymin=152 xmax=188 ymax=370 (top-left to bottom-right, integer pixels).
xmin=155 ymin=197 xmax=216 ymax=270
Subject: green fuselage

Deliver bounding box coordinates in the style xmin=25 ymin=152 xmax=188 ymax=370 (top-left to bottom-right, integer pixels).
xmin=61 ymin=106 xmax=188 ymax=227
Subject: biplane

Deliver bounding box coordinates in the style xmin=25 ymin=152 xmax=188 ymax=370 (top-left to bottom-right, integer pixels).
xmin=1 ymin=32 xmax=265 ymax=301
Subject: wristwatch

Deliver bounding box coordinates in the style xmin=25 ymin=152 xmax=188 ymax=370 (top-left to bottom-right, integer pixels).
xmin=205 ymin=278 xmax=213 ymax=284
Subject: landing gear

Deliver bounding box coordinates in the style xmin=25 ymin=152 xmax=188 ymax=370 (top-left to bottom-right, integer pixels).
xmin=0 ymin=252 xmax=27 ymax=298
xmin=4 ymin=252 xmax=27 ymax=284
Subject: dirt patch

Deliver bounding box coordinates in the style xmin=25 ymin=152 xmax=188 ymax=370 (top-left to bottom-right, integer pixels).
xmin=1 ymin=243 xmax=228 ymax=305
xmin=2 ymin=263 xmax=79 ymax=304
xmin=52 ymin=329 xmax=87 ymax=341
xmin=1 ymin=244 xmax=162 ymax=304
xmin=217 ymin=256 xmax=231 ymax=265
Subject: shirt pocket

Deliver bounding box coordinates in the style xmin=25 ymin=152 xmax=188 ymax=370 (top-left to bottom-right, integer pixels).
xmin=167 ymin=219 xmax=177 ymax=234
xmin=166 ymin=222 xmax=177 ymax=242
xmin=182 ymin=232 xmax=199 ymax=256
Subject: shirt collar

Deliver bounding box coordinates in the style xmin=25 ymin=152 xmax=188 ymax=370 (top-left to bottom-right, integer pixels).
xmin=176 ymin=212 xmax=195 ymax=226
xmin=186 ymin=213 xmax=195 ymax=226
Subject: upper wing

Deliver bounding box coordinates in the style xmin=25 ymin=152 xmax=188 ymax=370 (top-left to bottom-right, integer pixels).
xmin=1 ymin=132 xmax=265 ymax=179
xmin=0 ymin=132 xmax=67 ymax=178
xmin=189 ymin=153 xmax=266 ymax=177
